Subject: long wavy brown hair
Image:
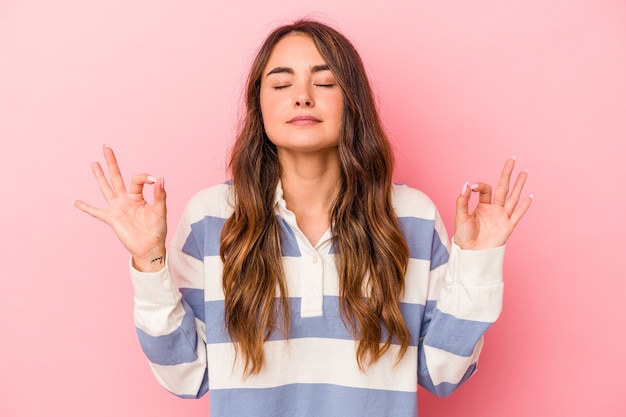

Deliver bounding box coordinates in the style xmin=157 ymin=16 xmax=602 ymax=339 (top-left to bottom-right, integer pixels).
xmin=220 ymin=19 xmax=410 ymax=376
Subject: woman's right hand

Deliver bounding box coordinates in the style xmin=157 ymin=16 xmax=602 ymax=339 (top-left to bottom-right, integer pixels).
xmin=74 ymin=146 xmax=168 ymax=272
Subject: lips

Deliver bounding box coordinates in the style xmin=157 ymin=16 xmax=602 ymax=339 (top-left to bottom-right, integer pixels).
xmin=288 ymin=115 xmax=321 ymax=125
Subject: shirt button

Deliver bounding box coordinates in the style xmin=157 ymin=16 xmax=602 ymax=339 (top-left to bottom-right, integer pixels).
xmin=312 ymin=257 xmax=319 ymax=264
xmin=311 ymin=286 xmax=318 ymax=293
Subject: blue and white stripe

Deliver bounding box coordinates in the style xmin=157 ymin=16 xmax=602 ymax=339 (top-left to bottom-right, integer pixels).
xmin=131 ymin=182 xmax=505 ymax=416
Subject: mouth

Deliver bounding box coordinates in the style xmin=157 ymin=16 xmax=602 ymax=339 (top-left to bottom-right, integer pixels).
xmin=288 ymin=115 xmax=321 ymax=125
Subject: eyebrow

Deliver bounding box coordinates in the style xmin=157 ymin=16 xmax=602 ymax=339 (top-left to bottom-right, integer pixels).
xmin=265 ymin=64 xmax=331 ymax=77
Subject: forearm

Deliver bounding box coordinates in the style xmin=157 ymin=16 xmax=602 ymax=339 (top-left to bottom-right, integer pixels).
xmin=131 ymin=254 xmax=208 ymax=397
xmin=419 ymin=243 xmax=505 ymax=395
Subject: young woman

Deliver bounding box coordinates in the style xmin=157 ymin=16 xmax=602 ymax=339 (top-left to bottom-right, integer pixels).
xmin=75 ymin=19 xmax=531 ymax=417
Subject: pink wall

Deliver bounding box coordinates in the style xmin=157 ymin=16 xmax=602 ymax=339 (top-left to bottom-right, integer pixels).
xmin=1 ymin=0 xmax=624 ymax=415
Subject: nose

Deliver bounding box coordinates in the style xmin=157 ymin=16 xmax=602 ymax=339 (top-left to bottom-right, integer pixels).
xmin=293 ymin=83 xmax=314 ymax=108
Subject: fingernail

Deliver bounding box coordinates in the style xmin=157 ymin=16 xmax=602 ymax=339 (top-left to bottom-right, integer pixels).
xmin=460 ymin=181 xmax=469 ymax=195
xmin=470 ymin=183 xmax=479 ymax=190
xmin=510 ymin=155 xmax=516 ymax=161
xmin=147 ymin=175 xmax=157 ymax=183
xmin=529 ymin=194 xmax=534 ymax=199
xmin=161 ymin=177 xmax=165 ymax=190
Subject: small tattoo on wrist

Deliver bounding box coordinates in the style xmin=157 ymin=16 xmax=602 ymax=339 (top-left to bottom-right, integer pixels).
xmin=150 ymin=256 xmax=164 ymax=265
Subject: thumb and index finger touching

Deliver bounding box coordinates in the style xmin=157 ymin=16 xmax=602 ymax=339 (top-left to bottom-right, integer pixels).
xmin=455 ymin=157 xmax=533 ymax=224
xmin=455 ymin=180 xmax=492 ymax=222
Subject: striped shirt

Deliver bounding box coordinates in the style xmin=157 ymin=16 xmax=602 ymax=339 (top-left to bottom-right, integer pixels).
xmin=131 ymin=182 xmax=505 ymax=417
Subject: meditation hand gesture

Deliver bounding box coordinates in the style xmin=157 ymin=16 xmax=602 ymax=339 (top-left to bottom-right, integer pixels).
xmin=74 ymin=146 xmax=167 ymax=271
xmin=454 ymin=158 xmax=532 ymax=251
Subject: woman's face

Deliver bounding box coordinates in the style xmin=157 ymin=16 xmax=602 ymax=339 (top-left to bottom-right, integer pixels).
xmin=260 ymin=34 xmax=344 ymax=156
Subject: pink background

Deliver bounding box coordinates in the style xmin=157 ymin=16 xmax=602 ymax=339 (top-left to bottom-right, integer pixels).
xmin=1 ymin=0 xmax=625 ymax=416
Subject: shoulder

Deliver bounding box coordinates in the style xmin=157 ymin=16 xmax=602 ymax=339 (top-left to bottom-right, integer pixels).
xmin=183 ymin=182 xmax=235 ymax=224
xmin=391 ymin=183 xmax=438 ymax=220
xmin=391 ymin=184 xmax=451 ymax=254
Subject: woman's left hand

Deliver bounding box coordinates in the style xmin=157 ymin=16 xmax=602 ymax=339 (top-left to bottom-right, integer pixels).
xmin=454 ymin=158 xmax=533 ymax=251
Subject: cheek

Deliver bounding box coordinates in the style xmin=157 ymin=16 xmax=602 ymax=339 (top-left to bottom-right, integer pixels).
xmin=259 ymin=98 xmax=281 ymax=141
xmin=331 ymin=96 xmax=345 ymax=127
xmin=260 ymin=93 xmax=280 ymax=122
xmin=259 ymin=97 xmax=273 ymax=132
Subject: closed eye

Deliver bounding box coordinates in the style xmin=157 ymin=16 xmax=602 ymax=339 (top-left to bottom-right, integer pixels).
xmin=273 ymin=85 xmax=291 ymax=90
xmin=314 ymin=83 xmax=335 ymax=87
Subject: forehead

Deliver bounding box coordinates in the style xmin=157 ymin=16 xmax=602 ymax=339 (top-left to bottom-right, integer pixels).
xmin=264 ymin=33 xmax=326 ymax=69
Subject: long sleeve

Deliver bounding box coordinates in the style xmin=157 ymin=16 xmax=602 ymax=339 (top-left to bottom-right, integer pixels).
xmin=417 ymin=234 xmax=504 ymax=397
xmin=392 ymin=183 xmax=504 ymax=397
xmin=131 ymin=253 xmax=209 ymax=398
xmin=129 ymin=185 xmax=232 ymax=398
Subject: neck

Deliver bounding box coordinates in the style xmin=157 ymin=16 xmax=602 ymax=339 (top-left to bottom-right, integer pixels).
xmin=278 ymin=148 xmax=340 ymax=245
xmin=279 ymin=148 xmax=340 ymax=207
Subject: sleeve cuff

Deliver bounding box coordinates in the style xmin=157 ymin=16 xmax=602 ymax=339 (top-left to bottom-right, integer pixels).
xmin=448 ymin=241 xmax=506 ymax=287
xmin=129 ymin=255 xmax=181 ymax=305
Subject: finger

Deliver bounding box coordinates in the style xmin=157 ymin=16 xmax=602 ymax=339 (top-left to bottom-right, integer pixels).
xmin=504 ymin=169 xmax=528 ymax=216
xmin=73 ymin=200 xmax=110 ymax=224
xmin=103 ymin=146 xmax=127 ymax=195
xmin=153 ymin=177 xmax=167 ymax=218
xmin=510 ymin=194 xmax=533 ymax=226
xmin=128 ymin=173 xmax=157 ymax=196
xmin=493 ymin=157 xmax=516 ymax=206
xmin=455 ymin=181 xmax=471 ymax=223
xmin=91 ymin=161 xmax=115 ymax=202
xmin=470 ymin=182 xmax=492 ymax=204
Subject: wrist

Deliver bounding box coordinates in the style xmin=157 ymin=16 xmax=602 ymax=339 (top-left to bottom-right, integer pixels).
xmin=132 ymin=247 xmax=167 ymax=272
